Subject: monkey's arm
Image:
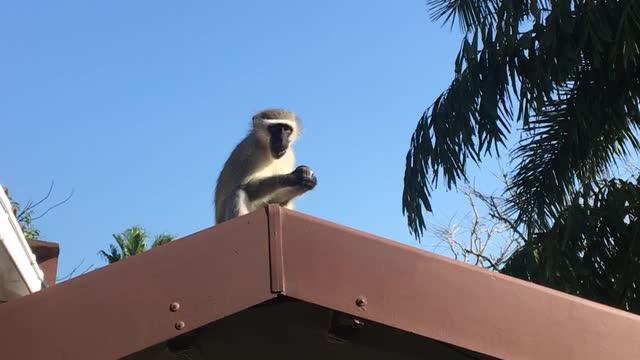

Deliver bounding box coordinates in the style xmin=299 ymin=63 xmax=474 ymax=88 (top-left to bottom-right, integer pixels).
xmin=242 ymin=166 xmax=317 ymax=203
xmin=241 ymin=174 xmax=297 ymax=202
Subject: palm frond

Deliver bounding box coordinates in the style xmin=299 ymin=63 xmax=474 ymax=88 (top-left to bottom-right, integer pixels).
xmin=402 ymin=31 xmax=513 ymax=239
xmin=405 ymin=0 xmax=640 ymax=240
xmin=97 ymin=244 xmax=122 ymax=264
xmin=502 ymin=176 xmax=640 ymax=312
xmin=99 ymin=226 xmax=178 ymax=264
xmin=506 ymin=71 xmax=640 ymax=233
xmin=109 ymin=226 xmax=148 ymax=259
xmin=426 ymin=0 xmax=500 ymax=33
xmin=152 ymin=233 xmax=176 ymax=248
xmin=124 ymin=226 xmax=147 ymax=256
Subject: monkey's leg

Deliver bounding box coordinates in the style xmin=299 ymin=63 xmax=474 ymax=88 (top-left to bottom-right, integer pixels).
xmin=216 ymin=192 xmax=250 ymax=223
xmin=233 ymin=191 xmax=250 ymax=216
xmin=270 ymin=188 xmax=307 ymax=207
xmin=282 ymin=201 xmax=295 ymax=210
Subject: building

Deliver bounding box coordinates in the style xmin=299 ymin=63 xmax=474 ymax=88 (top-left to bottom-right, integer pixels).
xmin=1 ymin=205 xmax=639 ymax=359
xmin=0 ymin=185 xmax=59 ymax=303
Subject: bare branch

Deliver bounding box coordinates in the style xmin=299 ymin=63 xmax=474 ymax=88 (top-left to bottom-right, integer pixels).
xmin=32 ymin=188 xmax=74 ymax=220
xmin=469 ymin=186 xmax=528 ymax=243
xmin=467 ymin=191 xmax=480 ymax=259
xmin=16 ymin=181 xmax=55 ymax=219
xmin=427 ymin=181 xmax=526 ymax=272
xmin=461 ymin=248 xmax=501 ymax=271
xmin=56 ymin=258 xmax=94 ymax=282
xmin=432 ymin=221 xmax=462 ymax=260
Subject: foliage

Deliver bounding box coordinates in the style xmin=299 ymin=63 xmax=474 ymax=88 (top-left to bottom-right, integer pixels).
xmin=9 ymin=196 xmax=41 ymax=240
xmin=98 ymin=226 xmax=176 ymax=264
xmin=403 ymin=0 xmax=640 ymax=240
xmin=501 ymin=175 xmax=640 ymax=313
xmin=5 ymin=182 xmax=73 ymax=241
xmin=430 ymin=171 xmax=640 ymax=314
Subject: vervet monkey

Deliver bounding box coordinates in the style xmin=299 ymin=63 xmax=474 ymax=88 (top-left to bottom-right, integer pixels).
xmin=214 ymin=109 xmax=317 ymax=224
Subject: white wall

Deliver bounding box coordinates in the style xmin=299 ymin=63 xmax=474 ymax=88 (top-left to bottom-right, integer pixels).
xmin=0 ymin=184 xmax=45 ymax=301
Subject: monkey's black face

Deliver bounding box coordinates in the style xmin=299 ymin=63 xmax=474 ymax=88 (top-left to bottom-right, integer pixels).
xmin=268 ymin=123 xmax=293 ymax=159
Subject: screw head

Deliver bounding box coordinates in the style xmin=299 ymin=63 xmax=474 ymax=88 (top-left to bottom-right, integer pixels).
xmin=175 ymin=321 xmax=185 ymax=330
xmin=169 ymin=302 xmax=180 ymax=312
xmin=355 ymin=296 xmax=367 ymax=308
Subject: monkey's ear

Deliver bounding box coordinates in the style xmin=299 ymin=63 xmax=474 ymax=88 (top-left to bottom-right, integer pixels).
xmin=251 ymin=114 xmax=262 ymax=128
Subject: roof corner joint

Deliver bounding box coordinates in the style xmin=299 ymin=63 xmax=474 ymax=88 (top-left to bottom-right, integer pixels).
xmin=266 ymin=204 xmax=285 ymax=294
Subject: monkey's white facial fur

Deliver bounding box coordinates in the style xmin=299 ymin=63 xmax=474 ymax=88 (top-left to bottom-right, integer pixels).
xmin=251 ymin=109 xmax=301 ymax=159
xmin=262 ymin=119 xmax=299 ymax=142
xmin=254 ymin=119 xmax=298 ymax=159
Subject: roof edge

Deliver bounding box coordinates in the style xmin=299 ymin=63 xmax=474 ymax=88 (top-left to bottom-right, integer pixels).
xmin=0 ymin=209 xmax=276 ymax=360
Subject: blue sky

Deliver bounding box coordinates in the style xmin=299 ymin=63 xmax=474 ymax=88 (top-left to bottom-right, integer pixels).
xmin=1 ymin=1 xmax=509 ymax=279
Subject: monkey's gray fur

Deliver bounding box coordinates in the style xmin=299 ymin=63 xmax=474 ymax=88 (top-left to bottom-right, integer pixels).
xmin=214 ymin=109 xmax=317 ymax=224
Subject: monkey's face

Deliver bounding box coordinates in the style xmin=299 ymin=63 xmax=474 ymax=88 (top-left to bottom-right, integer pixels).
xmin=267 ymin=123 xmax=294 ymax=159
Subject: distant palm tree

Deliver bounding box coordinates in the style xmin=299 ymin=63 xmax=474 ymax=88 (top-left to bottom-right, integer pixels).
xmin=98 ymin=226 xmax=176 ymax=264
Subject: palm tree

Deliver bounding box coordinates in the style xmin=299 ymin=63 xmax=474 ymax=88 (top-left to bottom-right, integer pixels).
xmin=98 ymin=226 xmax=176 ymax=264
xmin=502 ymin=174 xmax=640 ymax=313
xmin=403 ymin=0 xmax=640 ymax=240
xmin=401 ymin=0 xmax=640 ymax=314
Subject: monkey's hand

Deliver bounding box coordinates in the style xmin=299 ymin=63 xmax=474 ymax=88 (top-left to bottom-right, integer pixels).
xmin=292 ymin=165 xmax=317 ymax=191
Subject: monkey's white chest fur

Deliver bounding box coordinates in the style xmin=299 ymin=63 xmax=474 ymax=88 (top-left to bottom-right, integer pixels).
xmin=239 ymin=152 xmax=296 ymax=214
xmin=247 ymin=153 xmax=295 ymax=182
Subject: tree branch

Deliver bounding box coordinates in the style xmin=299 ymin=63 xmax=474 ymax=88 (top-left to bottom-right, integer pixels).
xmin=16 ymin=181 xmax=55 ymax=219
xmin=32 ymin=188 xmax=74 ymax=220
xmin=55 ymin=258 xmax=94 ymax=282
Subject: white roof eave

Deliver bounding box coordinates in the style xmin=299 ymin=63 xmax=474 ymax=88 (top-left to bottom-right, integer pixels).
xmin=0 ymin=184 xmax=45 ymax=300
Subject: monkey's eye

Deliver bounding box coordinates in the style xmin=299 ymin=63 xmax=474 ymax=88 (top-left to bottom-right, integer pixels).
xmin=268 ymin=124 xmax=293 ymax=134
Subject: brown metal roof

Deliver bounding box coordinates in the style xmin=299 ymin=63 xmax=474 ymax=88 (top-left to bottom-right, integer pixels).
xmin=1 ymin=205 xmax=640 ymax=360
